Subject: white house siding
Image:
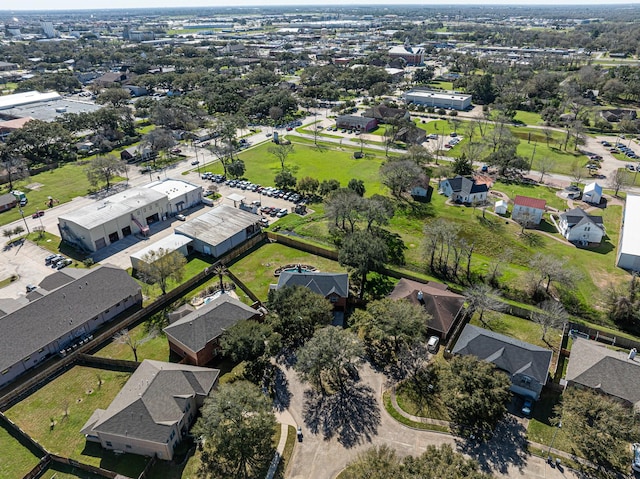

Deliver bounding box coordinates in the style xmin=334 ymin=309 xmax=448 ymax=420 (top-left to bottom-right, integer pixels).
xmin=512 ymin=205 xmax=543 ymax=225
xmin=562 ymin=222 xmax=604 ymax=243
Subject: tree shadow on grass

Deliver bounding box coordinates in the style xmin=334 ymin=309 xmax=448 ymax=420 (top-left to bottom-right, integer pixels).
xmin=454 ymin=416 xmax=528 ymax=475
xmin=302 ymin=382 xmax=380 ymax=448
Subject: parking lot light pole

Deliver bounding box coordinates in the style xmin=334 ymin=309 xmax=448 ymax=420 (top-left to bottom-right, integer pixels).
xmin=19 ymin=208 xmax=30 ymax=236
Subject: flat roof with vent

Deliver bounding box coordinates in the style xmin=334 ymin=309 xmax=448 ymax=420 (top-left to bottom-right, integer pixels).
xmin=145 ymin=178 xmax=201 ymax=201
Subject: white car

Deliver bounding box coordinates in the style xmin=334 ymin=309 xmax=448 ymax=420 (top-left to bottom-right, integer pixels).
xmin=176 ymin=214 xmax=186 ymax=221
xmin=633 ymin=443 xmax=640 ymax=473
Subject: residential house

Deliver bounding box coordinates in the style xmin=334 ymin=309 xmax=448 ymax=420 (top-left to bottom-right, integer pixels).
xmin=452 ymin=324 xmax=553 ymax=400
xmin=600 ymin=108 xmax=637 ymax=123
xmin=512 ymin=195 xmax=546 ymax=226
xmin=582 ymin=182 xmax=603 ymax=205
xmin=335 ymin=115 xmax=378 ymax=132
xmin=0 ymin=266 xmax=142 ymax=388
xmin=93 ymin=71 xmax=136 ymax=88
xmin=389 ymin=278 xmax=465 ymax=340
xmin=120 ymin=146 xmax=154 ymax=163
xmin=617 ymin=194 xmax=640 ymax=271
xmin=565 ymin=338 xmax=640 ymax=411
xmin=272 ymin=270 xmax=349 ymax=311
xmin=438 ymin=176 xmax=488 ymax=204
xmin=163 ymin=294 xmax=262 ymax=366
xmin=410 ymin=175 xmax=433 ymax=202
xmin=81 ymin=360 xmax=219 ymax=460
xmin=0 ymin=193 xmax=17 ymax=212
xmin=558 ymin=208 xmax=605 ymax=244
xmin=362 ymin=104 xmax=410 ymax=123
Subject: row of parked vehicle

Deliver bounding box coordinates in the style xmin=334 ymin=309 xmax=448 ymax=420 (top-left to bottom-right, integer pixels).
xmin=226 ymin=180 xmax=306 ymax=203
xmin=260 ymin=206 xmax=288 ymax=218
xmin=45 ymin=254 xmax=72 ymax=270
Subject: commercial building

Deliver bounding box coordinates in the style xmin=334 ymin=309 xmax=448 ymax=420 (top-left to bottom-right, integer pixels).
xmin=58 ymin=180 xmax=202 ymax=253
xmin=0 ymin=266 xmax=142 ymax=388
xmin=404 ymin=89 xmax=472 ymax=110
xmin=174 ymin=204 xmax=261 ymax=258
xmin=130 ymin=234 xmax=193 ymax=271
xmin=335 ymin=115 xmax=378 ymax=132
xmin=388 ymin=44 xmax=425 ymax=65
xmin=81 ymin=360 xmax=219 ymax=460
xmin=0 ymin=90 xmax=102 ymax=122
xmin=617 ymin=194 xmax=640 ymax=271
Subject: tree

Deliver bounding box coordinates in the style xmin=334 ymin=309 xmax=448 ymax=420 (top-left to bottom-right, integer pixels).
xmin=85 ymin=154 xmax=128 ymax=190
xmin=137 ymin=248 xmax=187 ymax=294
xmin=142 ymin=127 xmax=175 ymax=166
xmin=536 ymin=157 xmax=555 ymax=183
xmin=531 ymin=300 xmax=567 ymax=342
xmin=213 ymin=263 xmax=228 ymax=292
xmin=451 ymin=155 xmax=474 ymax=176
xmin=226 ymin=159 xmax=245 ymax=179
xmin=324 ymin=188 xmax=364 ymax=233
xmin=319 ymin=179 xmax=341 ymax=197
xmin=220 ymin=320 xmax=276 ymax=363
xmin=267 ymin=286 xmax=333 ymax=349
xmin=380 ymin=159 xmax=423 ymax=198
xmin=274 ymin=169 xmax=297 ymax=190
xmin=570 ymin=160 xmax=583 ymax=185
xmin=352 ymin=298 xmax=429 ymax=368
xmin=297 ymin=176 xmax=319 ymax=197
xmin=347 ymin=178 xmax=366 ymax=197
xmin=554 ymin=388 xmax=636 ymax=469
xmin=268 ymin=142 xmax=294 ymax=171
xmin=339 ymin=230 xmax=388 ymax=300
xmin=440 ymin=355 xmax=511 ymax=440
xmin=113 ymin=329 xmax=144 ymax=362
xmin=295 ymin=326 xmax=364 ymax=395
xmin=193 ymin=381 xmax=276 ymax=479
xmin=528 ymin=253 xmax=577 ymax=296
xmin=463 ymin=284 xmax=505 ymax=326
xmin=608 ymin=168 xmax=629 ymax=197
xmin=96 ymin=87 xmax=131 ymax=107
xmin=342 ymin=444 xmax=493 ymax=479
xmin=0 ymin=145 xmax=29 ymax=191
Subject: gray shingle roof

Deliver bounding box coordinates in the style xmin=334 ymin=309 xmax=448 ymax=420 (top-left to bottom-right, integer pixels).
xmin=559 ymin=208 xmax=604 ymax=229
xmin=163 ymin=294 xmax=258 ymax=353
xmin=452 ymin=325 xmax=553 ymax=384
xmin=81 ymin=360 xmax=219 ymax=443
xmin=0 ymin=265 xmax=141 ymax=372
xmin=445 ymin=176 xmax=488 ymax=196
xmin=276 ymin=271 xmax=349 ymax=298
xmin=565 ymin=338 xmax=640 ymax=406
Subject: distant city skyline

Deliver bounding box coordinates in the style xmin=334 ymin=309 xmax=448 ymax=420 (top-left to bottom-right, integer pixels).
xmin=3 ymin=0 xmax=639 ymax=12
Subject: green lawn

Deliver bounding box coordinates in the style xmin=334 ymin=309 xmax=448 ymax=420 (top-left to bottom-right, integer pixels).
xmin=204 ymin=139 xmax=388 ymax=195
xmin=513 ymin=110 xmax=543 ymax=126
xmin=0 ymin=424 xmax=41 ymax=479
xmin=395 ymin=382 xmax=450 ymax=421
xmin=229 ymin=243 xmax=347 ymax=301
xmin=491 ymin=180 xmax=568 ymax=211
xmin=93 ymin=319 xmax=170 ymax=362
xmin=135 ymin=255 xmax=214 ymax=300
xmin=470 ymin=311 xmax=562 ymax=351
xmin=5 ymin=367 xmax=147 ymax=477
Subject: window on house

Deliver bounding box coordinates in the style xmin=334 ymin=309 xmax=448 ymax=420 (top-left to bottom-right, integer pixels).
xmin=125 ymin=445 xmax=132 ymax=449
xmin=106 ymin=441 xmax=112 ymax=447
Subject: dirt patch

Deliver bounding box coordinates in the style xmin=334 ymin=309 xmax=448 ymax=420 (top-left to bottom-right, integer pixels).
xmin=26 ymin=183 xmax=44 ymax=190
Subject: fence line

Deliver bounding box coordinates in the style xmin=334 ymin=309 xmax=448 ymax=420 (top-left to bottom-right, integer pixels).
xmin=567 ymin=321 xmax=640 ymax=351
xmin=76 ymin=354 xmax=140 ymax=372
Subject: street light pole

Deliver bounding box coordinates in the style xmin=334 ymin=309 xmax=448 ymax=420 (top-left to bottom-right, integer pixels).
xmin=19 ymin=208 xmax=30 ymax=236
xmin=547 ymin=421 xmax=562 ymax=462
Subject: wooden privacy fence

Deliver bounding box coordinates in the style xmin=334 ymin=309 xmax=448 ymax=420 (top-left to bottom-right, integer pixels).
xmin=567 ymin=321 xmax=640 ymax=351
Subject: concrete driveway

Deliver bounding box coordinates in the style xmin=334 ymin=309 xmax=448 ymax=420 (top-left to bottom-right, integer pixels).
xmin=278 ymin=361 xmax=581 ymax=479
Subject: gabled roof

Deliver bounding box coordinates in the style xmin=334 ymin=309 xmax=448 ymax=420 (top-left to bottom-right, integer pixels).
xmin=514 ymin=195 xmax=546 ymax=210
xmin=0 ymin=193 xmax=17 ymax=207
xmin=389 ymin=278 xmax=463 ymax=337
xmin=0 ymin=266 xmax=141 ymax=373
xmin=81 ymin=360 xmax=219 ymax=442
xmin=444 ymin=176 xmax=488 ymax=195
xmin=583 ymin=182 xmax=602 ymax=194
xmin=163 ymin=294 xmax=258 ymax=353
xmin=452 ymin=325 xmax=553 ymax=384
xmin=565 ymin=338 xmax=640 ymax=407
xmin=559 ymin=208 xmax=604 ymax=229
xmin=276 ymin=271 xmax=349 ymax=298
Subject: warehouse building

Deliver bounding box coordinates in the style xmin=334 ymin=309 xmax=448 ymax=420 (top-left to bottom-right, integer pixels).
xmin=403 ymin=89 xmax=472 ymax=110
xmin=617 ymin=194 xmax=640 ymax=271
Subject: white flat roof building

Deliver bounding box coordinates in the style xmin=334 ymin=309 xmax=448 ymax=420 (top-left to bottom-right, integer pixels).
xmin=0 ymin=90 xmax=61 ymax=110
xmin=617 ymin=194 xmax=640 ymax=271
xmin=130 ymin=233 xmax=193 ymax=270
xmin=404 ymin=89 xmax=472 ymax=110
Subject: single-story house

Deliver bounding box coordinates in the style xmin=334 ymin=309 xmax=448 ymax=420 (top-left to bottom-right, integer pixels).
xmin=438 ymin=176 xmax=488 ymax=204
xmin=411 ymin=175 xmax=433 ymax=202
xmin=120 ymin=146 xmax=154 ymax=163
xmin=600 ymin=108 xmax=636 ymax=123
xmin=389 ymin=278 xmax=465 ymax=340
xmin=565 ymin=338 xmax=640 ymax=411
xmin=271 ymin=270 xmax=349 ymax=311
xmin=163 ymin=293 xmax=261 ymax=366
xmin=617 ymin=194 xmax=640 ymax=271
xmin=582 ymin=182 xmax=603 ymax=205
xmin=512 ymin=195 xmax=546 ymax=226
xmin=81 ymin=360 xmax=219 ymax=460
xmin=0 ymin=193 xmax=17 ymax=212
xmin=362 ymin=105 xmax=410 ymax=123
xmin=452 ymin=324 xmax=553 ymax=400
xmin=174 ymin=204 xmax=261 ymax=258
xmin=335 ymin=115 xmax=378 ymax=132
xmin=494 ymin=199 xmax=508 ymax=215
xmin=0 ymin=266 xmax=142 ymax=388
xmin=558 ymin=207 xmax=605 ymax=244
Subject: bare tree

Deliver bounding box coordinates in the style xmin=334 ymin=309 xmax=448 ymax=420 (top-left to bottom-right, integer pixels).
xmin=528 ymin=253 xmax=578 ymax=296
xmin=487 ymin=248 xmax=513 ymax=287
xmin=268 ymin=142 xmax=294 ymax=171
xmin=463 ymin=283 xmax=506 ymax=326
xmin=137 ymin=247 xmax=187 ymax=294
xmin=113 ymin=328 xmax=142 ymax=362
xmin=542 ymin=127 xmax=554 ymax=147
xmin=608 ymin=169 xmax=629 ymax=197
xmin=537 ymin=157 xmax=555 ymax=183
xmin=531 ymin=300 xmax=568 ymax=342
xmin=85 ymin=154 xmax=128 ymax=190
xmin=570 ymin=160 xmax=583 ymax=186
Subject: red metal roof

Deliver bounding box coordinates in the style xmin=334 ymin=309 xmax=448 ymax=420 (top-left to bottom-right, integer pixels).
xmin=513 ymin=195 xmax=546 ymax=210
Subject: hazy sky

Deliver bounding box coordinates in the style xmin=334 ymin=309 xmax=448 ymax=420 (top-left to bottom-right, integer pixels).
xmin=4 ymin=0 xmax=639 ymax=11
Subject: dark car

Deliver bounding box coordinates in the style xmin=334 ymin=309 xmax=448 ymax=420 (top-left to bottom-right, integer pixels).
xmin=32 ymin=210 xmax=45 ymax=219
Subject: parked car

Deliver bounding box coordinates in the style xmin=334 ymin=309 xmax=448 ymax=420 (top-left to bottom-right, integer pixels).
xmin=56 ymin=259 xmax=72 ymax=270
xmin=176 ymin=214 xmax=187 ymax=221
xmin=45 ymin=254 xmax=58 ymax=265
xmin=26 ymin=284 xmax=38 ymax=293
xmin=32 ymin=210 xmax=45 ymax=219
xmin=427 ymin=335 xmax=440 ymax=353
xmin=276 ymin=209 xmax=288 ymax=218
xmin=52 ymin=257 xmax=68 ymax=269
xmin=191 ymin=160 xmax=200 ymax=166
xmin=632 ymin=443 xmax=640 ymax=473
xmin=521 ymin=398 xmax=533 ymax=417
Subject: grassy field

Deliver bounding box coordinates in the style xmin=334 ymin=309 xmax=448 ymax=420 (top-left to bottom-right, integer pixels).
xmin=5 ymin=366 xmax=148 ymax=478
xmin=229 ymin=242 xmax=347 ymax=300
xmin=204 ymin=139 xmax=388 ymax=196
xmin=134 ymin=255 xmax=214 ymax=300
xmin=0 ymin=424 xmax=41 ymax=479
xmin=491 ymin=179 xmax=569 ymax=211
xmin=93 ymin=319 xmax=171 ymax=361
xmin=513 ymin=110 xmax=543 ymax=126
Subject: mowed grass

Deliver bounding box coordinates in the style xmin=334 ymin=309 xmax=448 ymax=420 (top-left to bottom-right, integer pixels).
xmin=205 ymin=139 xmax=387 ymax=195
xmin=513 ymin=110 xmax=543 ymax=126
xmin=5 ymin=367 xmax=148 ymax=477
xmin=0 ymin=424 xmax=41 ymax=478
xmin=491 ymin=179 xmax=569 ymax=211
xmin=229 ymin=242 xmax=347 ymax=300
xmin=93 ymin=319 xmax=170 ymax=362
xmin=135 ymin=255 xmax=214 ymax=301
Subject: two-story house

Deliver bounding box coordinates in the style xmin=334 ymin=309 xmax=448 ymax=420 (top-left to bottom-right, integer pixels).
xmin=558 ymin=207 xmax=605 ymax=245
